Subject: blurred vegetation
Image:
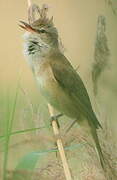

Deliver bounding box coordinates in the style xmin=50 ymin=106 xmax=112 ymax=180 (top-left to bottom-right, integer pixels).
xmin=92 ymin=15 xmax=110 ymax=95
xmin=106 ymin=0 xmax=117 ymax=15
xmin=0 ymin=81 xmax=117 ymax=179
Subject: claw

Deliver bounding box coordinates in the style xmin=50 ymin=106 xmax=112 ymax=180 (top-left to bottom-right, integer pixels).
xmin=50 ymin=113 xmax=63 ymax=128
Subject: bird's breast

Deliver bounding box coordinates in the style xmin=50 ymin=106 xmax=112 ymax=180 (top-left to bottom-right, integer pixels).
xmin=35 ymin=63 xmax=58 ymax=96
xmin=35 ymin=63 xmax=79 ymax=118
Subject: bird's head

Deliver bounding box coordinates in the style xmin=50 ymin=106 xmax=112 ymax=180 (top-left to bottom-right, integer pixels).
xmin=19 ymin=4 xmax=58 ymax=47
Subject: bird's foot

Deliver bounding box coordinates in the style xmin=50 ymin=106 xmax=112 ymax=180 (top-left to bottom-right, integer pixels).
xmin=50 ymin=113 xmax=63 ymax=128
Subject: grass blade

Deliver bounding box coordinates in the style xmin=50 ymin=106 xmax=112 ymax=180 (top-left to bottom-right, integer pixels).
xmin=3 ymin=80 xmax=20 ymax=180
xmin=0 ymin=125 xmax=50 ymax=142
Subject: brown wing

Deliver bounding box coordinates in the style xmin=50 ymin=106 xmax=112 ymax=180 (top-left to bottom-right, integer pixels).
xmin=50 ymin=53 xmax=101 ymax=129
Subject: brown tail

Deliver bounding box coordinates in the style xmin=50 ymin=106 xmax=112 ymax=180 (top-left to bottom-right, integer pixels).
xmin=90 ymin=124 xmax=105 ymax=170
xmin=88 ymin=120 xmax=117 ymax=180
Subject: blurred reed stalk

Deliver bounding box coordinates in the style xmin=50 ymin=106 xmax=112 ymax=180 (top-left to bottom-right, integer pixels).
xmin=105 ymin=0 xmax=117 ymax=15
xmin=92 ymin=15 xmax=110 ymax=95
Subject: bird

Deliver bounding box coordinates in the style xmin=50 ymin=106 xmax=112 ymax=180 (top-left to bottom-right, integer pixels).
xmin=19 ymin=4 xmax=105 ymax=170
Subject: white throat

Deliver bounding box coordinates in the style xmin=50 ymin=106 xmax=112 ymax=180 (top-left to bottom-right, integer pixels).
xmin=23 ymin=32 xmax=51 ymax=68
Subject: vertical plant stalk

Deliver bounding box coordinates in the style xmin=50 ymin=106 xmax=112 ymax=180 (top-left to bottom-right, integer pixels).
xmin=27 ymin=0 xmax=32 ymax=7
xmin=48 ymin=104 xmax=72 ymax=180
xmin=3 ymin=81 xmax=20 ymax=180
xmin=92 ymin=15 xmax=110 ymax=95
xmin=3 ymin=92 xmax=11 ymax=180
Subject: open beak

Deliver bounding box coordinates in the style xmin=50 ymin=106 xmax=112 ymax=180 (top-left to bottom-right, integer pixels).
xmin=19 ymin=21 xmax=37 ymax=33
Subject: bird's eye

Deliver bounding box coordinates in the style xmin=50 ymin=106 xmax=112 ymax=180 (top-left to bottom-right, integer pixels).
xmin=39 ymin=29 xmax=46 ymax=33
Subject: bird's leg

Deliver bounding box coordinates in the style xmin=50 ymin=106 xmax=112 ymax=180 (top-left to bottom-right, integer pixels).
xmin=50 ymin=113 xmax=63 ymax=144
xmin=50 ymin=113 xmax=63 ymax=128
xmin=64 ymin=119 xmax=77 ymax=134
xmin=64 ymin=115 xmax=81 ymax=135
xmin=50 ymin=114 xmax=63 ymax=157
